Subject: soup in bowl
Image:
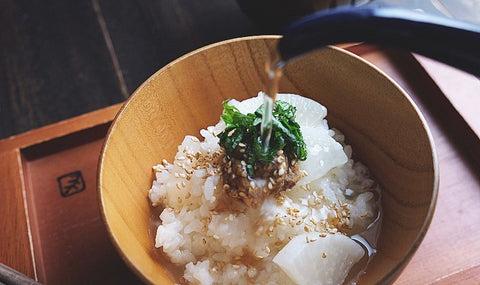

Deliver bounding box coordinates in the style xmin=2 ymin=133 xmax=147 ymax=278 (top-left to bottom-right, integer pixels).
xmin=97 ymin=36 xmax=438 ymax=284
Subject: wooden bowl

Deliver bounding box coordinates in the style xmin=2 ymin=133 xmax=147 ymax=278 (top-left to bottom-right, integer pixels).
xmin=98 ymin=36 xmax=438 ymax=284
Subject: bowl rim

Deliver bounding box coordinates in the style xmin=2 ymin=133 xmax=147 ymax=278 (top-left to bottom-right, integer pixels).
xmin=97 ymin=35 xmax=439 ymax=285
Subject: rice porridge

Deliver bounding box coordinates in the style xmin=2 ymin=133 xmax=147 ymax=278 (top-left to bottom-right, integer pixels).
xmin=148 ymin=93 xmax=381 ymax=285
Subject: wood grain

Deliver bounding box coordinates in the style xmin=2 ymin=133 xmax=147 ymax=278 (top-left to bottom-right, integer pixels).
xmin=0 ymin=1 xmax=132 ymax=139
xmin=21 ymin=124 xmax=140 ymax=284
xmin=1 ymin=41 xmax=477 ymax=284
xmin=98 ymin=37 xmax=437 ymax=284
xmin=346 ymin=45 xmax=480 ymax=285
xmin=415 ymin=55 xmax=480 ymax=141
xmin=97 ymin=0 xmax=257 ymax=93
xmin=0 ymin=150 xmax=35 ymax=279
xmin=0 ymin=0 xmax=261 ymax=141
xmin=0 ymin=104 xmax=139 ymax=284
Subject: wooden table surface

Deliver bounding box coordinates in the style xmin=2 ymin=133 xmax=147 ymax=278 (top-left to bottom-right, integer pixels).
xmin=0 ymin=0 xmax=261 ymax=140
xmin=1 ymin=1 xmax=480 ymax=284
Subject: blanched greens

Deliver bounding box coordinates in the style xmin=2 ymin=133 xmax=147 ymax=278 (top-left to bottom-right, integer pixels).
xmin=218 ymin=99 xmax=307 ymax=176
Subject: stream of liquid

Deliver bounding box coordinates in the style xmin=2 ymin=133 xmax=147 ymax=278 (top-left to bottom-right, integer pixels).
xmin=261 ymin=53 xmax=382 ymax=284
xmin=260 ymin=57 xmax=284 ymax=151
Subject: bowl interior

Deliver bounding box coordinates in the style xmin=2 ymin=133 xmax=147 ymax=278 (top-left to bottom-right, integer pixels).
xmin=98 ymin=36 xmax=437 ymax=284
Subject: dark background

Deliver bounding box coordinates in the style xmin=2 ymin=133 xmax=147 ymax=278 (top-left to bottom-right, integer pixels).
xmin=0 ymin=0 xmax=266 ymax=140
xmin=1 ymin=0 xmax=475 ymax=140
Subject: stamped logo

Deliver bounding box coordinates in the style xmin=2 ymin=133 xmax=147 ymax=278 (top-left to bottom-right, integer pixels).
xmin=57 ymin=171 xmax=85 ymax=197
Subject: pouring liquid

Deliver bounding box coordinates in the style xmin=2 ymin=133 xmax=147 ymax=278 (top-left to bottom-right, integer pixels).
xmin=260 ymin=58 xmax=284 ymax=150
xmin=261 ymin=53 xmax=381 ymax=284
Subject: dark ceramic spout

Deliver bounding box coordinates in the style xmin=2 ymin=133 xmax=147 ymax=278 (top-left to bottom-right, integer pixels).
xmin=278 ymin=7 xmax=480 ymax=76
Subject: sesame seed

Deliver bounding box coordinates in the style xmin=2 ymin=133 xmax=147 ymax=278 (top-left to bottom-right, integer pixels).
xmin=322 ymin=253 xmax=327 ymax=258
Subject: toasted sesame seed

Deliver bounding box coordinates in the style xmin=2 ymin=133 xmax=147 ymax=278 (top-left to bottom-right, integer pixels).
xmin=322 ymin=253 xmax=327 ymax=258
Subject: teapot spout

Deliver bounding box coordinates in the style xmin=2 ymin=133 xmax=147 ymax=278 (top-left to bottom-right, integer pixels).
xmin=278 ymin=7 xmax=480 ymax=75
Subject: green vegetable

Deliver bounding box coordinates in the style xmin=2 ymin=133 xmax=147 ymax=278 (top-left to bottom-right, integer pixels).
xmin=218 ymin=99 xmax=307 ymax=176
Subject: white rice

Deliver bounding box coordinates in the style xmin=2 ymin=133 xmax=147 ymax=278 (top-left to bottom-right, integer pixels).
xmin=148 ymin=95 xmax=379 ymax=285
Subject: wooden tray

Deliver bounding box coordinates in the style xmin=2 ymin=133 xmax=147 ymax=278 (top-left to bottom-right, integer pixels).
xmin=1 ymin=45 xmax=479 ymax=284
